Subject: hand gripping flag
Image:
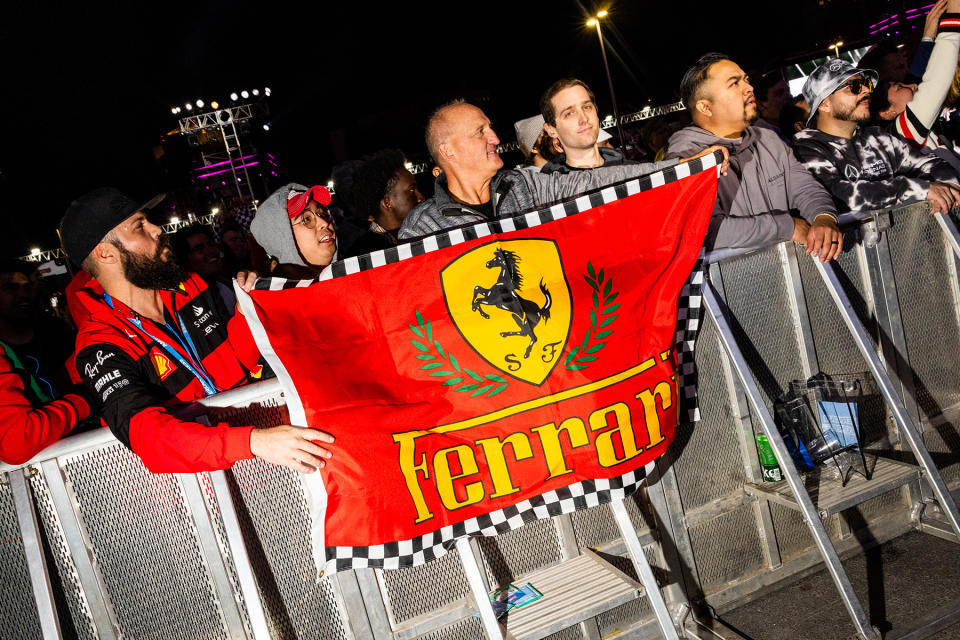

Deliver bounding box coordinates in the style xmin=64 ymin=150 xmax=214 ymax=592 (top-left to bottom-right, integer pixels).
xmin=238 ymin=154 xmax=720 ymax=575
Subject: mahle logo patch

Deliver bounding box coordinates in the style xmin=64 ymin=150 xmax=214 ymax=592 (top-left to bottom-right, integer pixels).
xmin=440 ymin=239 xmax=571 ymax=385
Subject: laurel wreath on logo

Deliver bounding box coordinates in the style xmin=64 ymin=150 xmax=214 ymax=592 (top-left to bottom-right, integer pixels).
xmin=409 ymin=310 xmax=509 ymax=397
xmin=564 ymin=262 xmax=619 ymax=371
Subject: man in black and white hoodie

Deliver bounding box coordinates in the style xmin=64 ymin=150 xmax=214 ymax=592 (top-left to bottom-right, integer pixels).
xmin=794 ymin=59 xmax=960 ymax=214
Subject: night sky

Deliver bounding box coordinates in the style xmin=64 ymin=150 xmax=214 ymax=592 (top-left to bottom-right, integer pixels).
xmin=1 ymin=0 xmax=894 ymax=256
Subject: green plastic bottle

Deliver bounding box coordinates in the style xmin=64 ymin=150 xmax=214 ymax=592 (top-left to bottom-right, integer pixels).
xmin=756 ymin=434 xmax=783 ymax=482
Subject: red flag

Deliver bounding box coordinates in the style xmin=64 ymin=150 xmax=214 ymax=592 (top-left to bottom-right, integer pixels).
xmin=240 ymin=157 xmax=718 ymax=574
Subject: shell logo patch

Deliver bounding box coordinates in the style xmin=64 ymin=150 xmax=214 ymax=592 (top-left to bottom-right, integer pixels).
xmin=150 ymin=350 xmax=176 ymax=381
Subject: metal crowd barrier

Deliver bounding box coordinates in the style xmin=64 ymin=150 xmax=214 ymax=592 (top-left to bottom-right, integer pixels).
xmin=1 ymin=201 xmax=959 ymax=640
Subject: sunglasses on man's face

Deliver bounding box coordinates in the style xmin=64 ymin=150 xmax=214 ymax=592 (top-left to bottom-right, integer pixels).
xmin=839 ymin=78 xmax=874 ymax=96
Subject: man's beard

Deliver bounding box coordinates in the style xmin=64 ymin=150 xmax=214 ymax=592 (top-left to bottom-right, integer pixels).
xmin=835 ymin=99 xmax=871 ymax=124
xmin=116 ymin=236 xmax=186 ymax=290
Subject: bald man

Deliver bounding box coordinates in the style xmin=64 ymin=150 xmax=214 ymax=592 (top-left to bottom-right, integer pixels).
xmin=399 ymin=100 xmax=727 ymax=239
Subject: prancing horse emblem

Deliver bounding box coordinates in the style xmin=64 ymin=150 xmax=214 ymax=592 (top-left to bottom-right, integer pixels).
xmin=471 ymin=249 xmax=552 ymax=359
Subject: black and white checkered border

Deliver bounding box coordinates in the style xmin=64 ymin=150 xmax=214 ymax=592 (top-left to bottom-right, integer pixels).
xmin=676 ymin=259 xmax=704 ymax=423
xmin=320 ymin=467 xmax=646 ymax=574
xmin=253 ymin=151 xmax=722 ymax=292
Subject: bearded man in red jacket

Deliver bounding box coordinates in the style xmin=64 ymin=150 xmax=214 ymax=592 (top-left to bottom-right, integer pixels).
xmin=60 ymin=188 xmax=334 ymax=474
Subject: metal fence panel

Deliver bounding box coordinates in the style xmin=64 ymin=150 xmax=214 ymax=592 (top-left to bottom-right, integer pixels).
xmin=0 ymin=474 xmax=43 ymax=640
xmin=59 ymin=443 xmax=229 ymax=640
xmin=210 ymin=399 xmax=352 ymax=640
xmin=28 ymin=469 xmax=98 ymax=640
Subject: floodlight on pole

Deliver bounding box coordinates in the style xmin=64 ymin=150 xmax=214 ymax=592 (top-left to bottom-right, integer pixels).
xmin=210 ymin=100 xmax=219 ymax=109
xmin=252 ymin=88 xmax=260 ymax=96
xmin=196 ymin=99 xmax=204 ymax=108
xmin=185 ymin=103 xmax=193 ymax=111
xmin=586 ymin=9 xmax=626 ymax=147
xmin=828 ymin=40 xmax=844 ymax=57
xmin=241 ymin=90 xmax=249 ymax=99
xmin=264 ymin=87 xmax=271 ymax=96
xmin=230 ymin=92 xmax=238 ymax=101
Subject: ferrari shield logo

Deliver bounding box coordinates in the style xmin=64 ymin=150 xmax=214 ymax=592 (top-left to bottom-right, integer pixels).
xmin=441 ymin=239 xmax=571 ymax=385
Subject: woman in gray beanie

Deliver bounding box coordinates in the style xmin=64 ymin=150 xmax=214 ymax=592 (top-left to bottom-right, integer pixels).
xmin=250 ymin=183 xmax=337 ymax=279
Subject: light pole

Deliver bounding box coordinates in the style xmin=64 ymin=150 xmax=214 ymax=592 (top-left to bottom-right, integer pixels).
xmin=828 ymin=40 xmax=844 ymax=58
xmin=587 ymin=10 xmax=627 ymax=149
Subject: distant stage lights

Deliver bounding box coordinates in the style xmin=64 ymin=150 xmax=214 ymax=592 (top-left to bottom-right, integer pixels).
xmin=171 ymin=107 xmax=181 ymax=114
xmin=30 ymin=248 xmax=40 ymax=256
xmin=263 ymin=123 xmax=271 ymax=131
xmin=196 ymin=99 xmax=204 ymax=108
xmin=264 ymin=87 xmax=271 ymax=96
xmin=169 ymin=216 xmax=180 ymax=225
xmin=230 ymin=92 xmax=239 ymax=101
xmin=252 ymin=89 xmax=260 ymax=96
xmin=211 ymin=207 xmax=220 ymax=215
xmin=210 ymin=101 xmax=219 ymax=109
xmin=185 ymin=103 xmax=193 ymax=111
xmin=240 ymin=90 xmax=249 ymax=99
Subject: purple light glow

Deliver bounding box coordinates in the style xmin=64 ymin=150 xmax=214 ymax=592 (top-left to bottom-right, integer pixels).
xmin=194 ymin=154 xmax=256 ymax=171
xmin=197 ymin=161 xmax=260 ymax=179
xmin=869 ymin=14 xmax=897 ymax=29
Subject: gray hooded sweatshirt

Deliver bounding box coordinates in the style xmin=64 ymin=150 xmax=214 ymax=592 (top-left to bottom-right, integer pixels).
xmin=666 ymin=125 xmax=836 ymax=249
xmin=250 ymin=183 xmax=338 ymax=278
xmin=399 ymin=157 xmax=679 ymax=240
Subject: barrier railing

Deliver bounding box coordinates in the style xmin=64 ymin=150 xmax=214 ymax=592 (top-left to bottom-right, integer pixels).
xmin=1 ymin=201 xmax=959 ymax=640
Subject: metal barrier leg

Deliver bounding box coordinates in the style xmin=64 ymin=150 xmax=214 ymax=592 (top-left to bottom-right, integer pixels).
xmin=178 ymin=473 xmax=253 ymax=640
xmin=207 ymin=469 xmax=273 ymax=640
xmin=10 ymin=469 xmax=62 ymax=640
xmin=933 ymin=212 xmax=960 ymax=259
xmin=702 ymin=281 xmax=881 ymax=640
xmin=610 ymin=496 xmax=680 ymax=640
xmin=455 ymin=536 xmax=505 ymax=640
xmin=814 ymin=258 xmax=960 ymax=539
xmin=39 ymin=460 xmax=120 ymax=640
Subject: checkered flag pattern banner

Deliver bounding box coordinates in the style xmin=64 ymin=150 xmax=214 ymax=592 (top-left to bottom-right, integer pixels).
xmin=249 ymin=153 xmax=718 ymax=572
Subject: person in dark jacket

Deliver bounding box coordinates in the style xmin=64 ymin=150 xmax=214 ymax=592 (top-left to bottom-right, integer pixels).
xmin=399 ymin=100 xmax=727 ymax=239
xmin=341 ymin=150 xmax=424 ymax=257
xmin=794 ymin=59 xmax=960 ymax=214
xmin=60 ymin=187 xmax=335 ymax=474
xmin=539 ymin=78 xmax=636 ymax=173
xmin=665 ymin=52 xmax=842 ymax=260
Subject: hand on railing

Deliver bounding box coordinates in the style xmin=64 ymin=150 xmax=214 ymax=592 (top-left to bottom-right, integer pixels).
xmin=249 ymin=424 xmax=335 ymax=473
xmin=792 ymin=216 xmax=843 ymax=262
xmin=682 ymin=145 xmax=730 ymax=176
xmin=926 ymin=182 xmax=960 ymax=215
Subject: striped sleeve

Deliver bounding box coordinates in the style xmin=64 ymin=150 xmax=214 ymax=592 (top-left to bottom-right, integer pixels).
xmin=898 ymin=13 xmax=960 ymax=148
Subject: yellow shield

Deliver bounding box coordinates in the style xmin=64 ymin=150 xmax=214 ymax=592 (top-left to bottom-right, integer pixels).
xmin=441 ymin=239 xmax=571 ymax=385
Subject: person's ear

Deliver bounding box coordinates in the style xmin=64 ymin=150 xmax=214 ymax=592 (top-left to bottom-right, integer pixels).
xmin=380 ymin=195 xmax=392 ymax=212
xmin=818 ymin=98 xmax=833 ymax=117
xmin=92 ymin=241 xmax=119 ymax=266
xmin=543 ymin=122 xmax=559 ymax=140
xmin=695 ymin=99 xmax=712 ymax=118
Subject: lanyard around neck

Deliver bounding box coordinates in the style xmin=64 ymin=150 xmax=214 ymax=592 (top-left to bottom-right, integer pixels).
xmin=103 ymin=291 xmax=219 ymax=395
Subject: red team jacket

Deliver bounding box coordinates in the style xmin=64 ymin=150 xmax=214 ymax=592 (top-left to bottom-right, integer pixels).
xmin=0 ymin=349 xmax=90 ymax=465
xmin=68 ymin=271 xmax=263 ymax=473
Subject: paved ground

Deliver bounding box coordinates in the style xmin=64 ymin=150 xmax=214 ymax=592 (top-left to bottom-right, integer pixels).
xmin=719 ymin=530 xmax=960 ymax=639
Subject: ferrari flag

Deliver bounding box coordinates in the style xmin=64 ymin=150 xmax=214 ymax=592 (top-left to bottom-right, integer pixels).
xmin=239 ymin=155 xmax=720 ymax=575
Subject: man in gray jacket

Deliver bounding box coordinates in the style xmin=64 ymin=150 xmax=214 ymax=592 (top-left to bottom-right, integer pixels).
xmin=665 ymin=53 xmax=843 ymax=261
xmin=399 ymin=100 xmax=726 ymax=240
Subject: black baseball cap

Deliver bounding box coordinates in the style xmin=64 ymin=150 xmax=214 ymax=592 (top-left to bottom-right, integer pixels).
xmin=58 ymin=188 xmax=165 ymax=265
